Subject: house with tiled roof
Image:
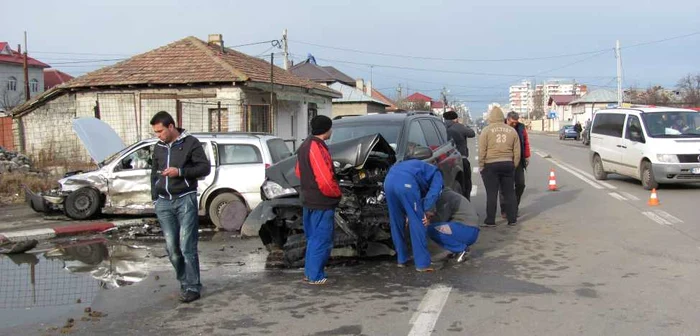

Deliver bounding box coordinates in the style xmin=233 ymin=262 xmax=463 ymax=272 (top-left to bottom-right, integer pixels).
xmin=10 ymin=34 xmax=341 ymax=162
xmin=0 ymin=42 xmax=49 ymax=112
xmin=43 ymin=69 xmax=74 ymax=90
xmin=547 ymin=94 xmax=578 ymax=122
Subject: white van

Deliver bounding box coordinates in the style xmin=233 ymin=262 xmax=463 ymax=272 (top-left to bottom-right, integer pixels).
xmin=589 ymin=107 xmax=700 ymax=190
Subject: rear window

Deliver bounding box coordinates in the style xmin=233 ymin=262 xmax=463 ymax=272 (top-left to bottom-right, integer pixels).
xmin=267 ymin=138 xmax=292 ymax=163
xmin=218 ymin=144 xmax=262 ymax=165
xmin=329 ymin=123 xmax=402 ymax=145
xmin=592 ymin=113 xmax=626 ymax=138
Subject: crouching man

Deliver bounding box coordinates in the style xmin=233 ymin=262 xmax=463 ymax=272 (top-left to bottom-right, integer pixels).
xmin=426 ymin=188 xmax=480 ymax=263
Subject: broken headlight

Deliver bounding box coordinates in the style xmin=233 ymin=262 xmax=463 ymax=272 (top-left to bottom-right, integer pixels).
xmin=262 ymin=180 xmax=298 ymax=199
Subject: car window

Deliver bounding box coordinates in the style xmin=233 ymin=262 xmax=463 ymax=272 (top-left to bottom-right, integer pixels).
xmin=200 ymin=142 xmax=212 ymax=163
xmin=218 ymin=144 xmax=262 ymax=165
xmin=117 ymin=145 xmax=152 ymax=171
xmin=434 ymin=120 xmax=449 ymax=143
xmin=407 ymin=121 xmax=428 ymax=148
xmin=267 ymin=138 xmax=292 ymax=163
xmin=592 ymin=113 xmax=625 ymax=138
xmin=419 ymin=120 xmax=442 ymax=149
xmin=625 ymin=115 xmax=644 ymax=141
xmin=641 ymin=111 xmax=700 ymax=138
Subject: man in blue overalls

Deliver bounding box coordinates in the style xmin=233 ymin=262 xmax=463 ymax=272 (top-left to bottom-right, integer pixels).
xmin=426 ymin=188 xmax=480 ymax=263
xmin=384 ymin=145 xmax=443 ymax=272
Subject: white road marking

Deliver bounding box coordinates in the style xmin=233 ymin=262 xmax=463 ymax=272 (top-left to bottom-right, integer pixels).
xmin=653 ymin=210 xmax=683 ymax=224
xmin=408 ymin=285 xmax=452 ymax=336
xmin=470 ymin=185 xmax=478 ymax=197
xmin=608 ymin=192 xmax=627 ymax=201
xmin=546 ymin=159 xmax=604 ymax=189
xmin=557 ymin=161 xmax=618 ymax=190
xmin=535 ymin=151 xmax=546 ymax=158
xmin=472 ymin=167 xmax=479 ymax=174
xmin=619 ymin=191 xmax=640 ymax=201
xmin=642 ymin=211 xmax=672 ymax=226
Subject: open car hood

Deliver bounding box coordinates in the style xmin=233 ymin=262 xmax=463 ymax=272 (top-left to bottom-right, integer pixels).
xmin=266 ymin=134 xmax=396 ymax=189
xmin=72 ymin=117 xmax=126 ymax=164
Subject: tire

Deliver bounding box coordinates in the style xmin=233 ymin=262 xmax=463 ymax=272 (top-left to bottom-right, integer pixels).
xmin=64 ymin=188 xmax=101 ymax=220
xmin=282 ymin=232 xmax=358 ymax=268
xmin=641 ymin=161 xmax=658 ymax=190
xmin=208 ymin=193 xmax=247 ymax=231
xmin=592 ymin=155 xmax=608 ymax=180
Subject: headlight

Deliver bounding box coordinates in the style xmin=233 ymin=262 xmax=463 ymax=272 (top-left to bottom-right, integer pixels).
xmin=262 ymin=180 xmax=298 ymax=199
xmin=657 ymin=154 xmax=679 ymax=163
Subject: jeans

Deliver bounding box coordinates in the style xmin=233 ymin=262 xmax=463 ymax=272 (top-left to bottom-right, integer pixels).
xmin=462 ymin=158 xmax=473 ymax=201
xmin=499 ymin=164 xmax=525 ymax=215
xmin=155 ymin=193 xmax=201 ymax=293
xmin=303 ymin=208 xmax=335 ymax=281
xmin=481 ymin=161 xmax=517 ymax=224
xmin=428 ymin=222 xmax=480 ymax=253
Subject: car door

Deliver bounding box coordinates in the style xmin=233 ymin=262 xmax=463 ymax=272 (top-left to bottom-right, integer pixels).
xmin=214 ymin=142 xmax=266 ymax=204
xmin=620 ymin=114 xmax=646 ymax=178
xmin=197 ymin=141 xmax=217 ymax=199
xmin=106 ymin=143 xmax=155 ymax=212
xmin=419 ymin=119 xmax=460 ymax=185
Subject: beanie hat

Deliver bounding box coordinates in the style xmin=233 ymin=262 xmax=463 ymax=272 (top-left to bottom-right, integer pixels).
xmin=311 ymin=115 xmax=333 ymax=135
xmin=443 ymin=111 xmax=458 ymax=120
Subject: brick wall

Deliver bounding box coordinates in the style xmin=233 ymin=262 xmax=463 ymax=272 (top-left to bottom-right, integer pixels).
xmin=0 ymin=116 xmax=13 ymax=150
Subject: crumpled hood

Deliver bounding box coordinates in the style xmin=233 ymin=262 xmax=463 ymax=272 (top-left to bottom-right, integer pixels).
xmin=488 ymin=106 xmax=505 ymax=124
xmin=72 ymin=117 xmax=126 ymax=164
xmin=265 ymin=134 xmax=396 ymax=189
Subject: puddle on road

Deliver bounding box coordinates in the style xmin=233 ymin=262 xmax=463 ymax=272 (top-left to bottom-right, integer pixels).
xmin=0 ymin=239 xmax=150 ymax=330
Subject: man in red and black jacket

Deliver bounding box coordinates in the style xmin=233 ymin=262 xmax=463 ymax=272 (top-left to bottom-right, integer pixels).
xmin=295 ymin=115 xmax=342 ymax=285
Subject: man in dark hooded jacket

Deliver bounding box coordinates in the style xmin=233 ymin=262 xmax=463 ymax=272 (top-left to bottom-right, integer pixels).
xmin=443 ymin=111 xmax=476 ymax=200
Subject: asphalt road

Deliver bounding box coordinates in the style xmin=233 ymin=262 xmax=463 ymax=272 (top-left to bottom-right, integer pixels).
xmin=3 ymin=134 xmax=700 ymax=336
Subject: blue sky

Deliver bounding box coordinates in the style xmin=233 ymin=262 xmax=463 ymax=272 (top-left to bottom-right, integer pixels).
xmin=4 ymin=0 xmax=699 ymax=113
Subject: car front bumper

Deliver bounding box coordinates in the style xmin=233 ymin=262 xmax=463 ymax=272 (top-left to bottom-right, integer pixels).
xmin=24 ymin=186 xmax=65 ymax=213
xmin=652 ymin=163 xmax=700 ymax=183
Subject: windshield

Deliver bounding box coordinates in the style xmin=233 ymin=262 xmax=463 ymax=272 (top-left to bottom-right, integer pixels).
xmin=642 ymin=111 xmax=700 ymax=138
xmin=329 ymin=124 xmax=402 ymax=145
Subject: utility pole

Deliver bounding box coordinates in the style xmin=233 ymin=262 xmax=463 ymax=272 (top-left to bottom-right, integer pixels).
xmin=441 ymin=86 xmax=448 ymax=114
xmin=23 ymin=31 xmax=30 ymax=102
xmin=615 ymin=40 xmax=623 ymax=107
xmin=282 ymin=29 xmax=290 ymax=70
xmin=396 ymin=84 xmax=402 ymax=102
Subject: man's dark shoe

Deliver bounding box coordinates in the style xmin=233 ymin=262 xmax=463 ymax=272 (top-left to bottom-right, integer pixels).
xmin=179 ymin=290 xmax=200 ymax=303
xmin=480 ymin=222 xmax=496 ymax=228
xmin=456 ymin=247 xmax=471 ymax=263
xmin=500 ymin=213 xmax=507 ymax=219
xmin=507 ymin=221 xmax=518 ymax=226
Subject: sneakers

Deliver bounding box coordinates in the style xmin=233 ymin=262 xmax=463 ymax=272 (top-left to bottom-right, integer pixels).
xmin=179 ymin=290 xmax=200 ymax=303
xmin=307 ymin=278 xmax=328 ymax=285
xmin=508 ymin=221 xmax=518 ymax=226
xmin=480 ymin=222 xmax=496 ymax=228
xmin=397 ymin=263 xmax=407 ymax=268
xmin=456 ymin=248 xmax=471 ymax=263
xmin=416 ymin=266 xmax=435 ymax=273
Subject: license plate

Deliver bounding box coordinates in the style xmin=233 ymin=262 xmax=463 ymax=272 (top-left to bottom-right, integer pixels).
xmin=693 ymin=168 xmax=700 ymax=174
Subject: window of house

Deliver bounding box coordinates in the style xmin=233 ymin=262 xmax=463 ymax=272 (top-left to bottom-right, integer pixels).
xmin=7 ymin=77 xmax=17 ymax=91
xmin=247 ymin=105 xmax=271 ymax=133
xmin=29 ymin=79 xmax=38 ymax=92
xmin=218 ymin=144 xmax=262 ymax=165
xmin=307 ymin=103 xmax=318 ymax=134
xmin=208 ymin=108 xmax=229 ymax=132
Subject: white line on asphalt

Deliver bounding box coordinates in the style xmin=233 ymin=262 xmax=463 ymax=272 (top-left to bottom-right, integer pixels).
xmin=556 ymin=161 xmax=618 ymax=190
xmin=408 ymin=285 xmax=452 ymax=336
xmin=535 ymin=151 xmax=546 ymax=158
xmin=642 ymin=211 xmax=672 ymax=226
xmin=546 ymin=159 xmax=604 ymax=189
xmin=653 ymin=210 xmax=683 ymax=224
xmin=619 ymin=191 xmax=640 ymax=201
xmin=608 ymin=192 xmax=628 ymax=201
xmin=470 ymin=185 xmax=478 ymax=197
xmin=472 ymin=167 xmax=479 ymax=174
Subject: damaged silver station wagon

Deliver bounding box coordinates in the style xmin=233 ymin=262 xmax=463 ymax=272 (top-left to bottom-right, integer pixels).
xmin=25 ymin=118 xmax=292 ymax=230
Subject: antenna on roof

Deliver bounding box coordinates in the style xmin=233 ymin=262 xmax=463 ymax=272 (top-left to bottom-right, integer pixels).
xmin=307 ymin=53 xmax=316 ymax=65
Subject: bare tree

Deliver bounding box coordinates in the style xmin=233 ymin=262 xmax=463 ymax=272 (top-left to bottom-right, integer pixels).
xmin=530 ymin=90 xmax=545 ymax=119
xmin=677 ymin=73 xmax=700 ymax=107
xmin=397 ymin=97 xmax=430 ymax=111
xmin=0 ymin=87 xmax=23 ymax=112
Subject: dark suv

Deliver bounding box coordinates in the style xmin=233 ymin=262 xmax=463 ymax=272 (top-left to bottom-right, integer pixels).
xmin=241 ymin=113 xmax=465 ymax=267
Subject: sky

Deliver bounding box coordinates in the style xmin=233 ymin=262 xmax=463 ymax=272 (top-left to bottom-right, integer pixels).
xmin=4 ymin=0 xmax=699 ymax=114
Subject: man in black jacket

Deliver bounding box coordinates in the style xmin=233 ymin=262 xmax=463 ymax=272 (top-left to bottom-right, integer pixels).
xmin=150 ymin=111 xmax=211 ymax=303
xmin=443 ymin=111 xmax=476 ymax=200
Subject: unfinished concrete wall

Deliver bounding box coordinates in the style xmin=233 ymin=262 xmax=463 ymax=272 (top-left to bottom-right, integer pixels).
xmin=332 ymin=103 xmax=369 ymax=117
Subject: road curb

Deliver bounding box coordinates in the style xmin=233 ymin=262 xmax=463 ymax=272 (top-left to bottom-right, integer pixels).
xmin=0 ymin=219 xmax=147 ymax=243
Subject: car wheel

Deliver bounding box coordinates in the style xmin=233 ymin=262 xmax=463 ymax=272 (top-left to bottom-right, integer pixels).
xmin=64 ymin=188 xmax=101 ymax=220
xmin=208 ymin=193 xmax=247 ymax=231
xmin=592 ymin=155 xmax=608 ymax=180
xmin=641 ymin=161 xmax=658 ymax=190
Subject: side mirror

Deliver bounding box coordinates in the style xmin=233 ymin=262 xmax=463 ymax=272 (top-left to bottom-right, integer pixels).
xmin=409 ymin=146 xmax=433 ymax=161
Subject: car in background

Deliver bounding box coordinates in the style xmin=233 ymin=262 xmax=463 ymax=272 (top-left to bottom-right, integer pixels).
xmin=559 ymin=125 xmax=579 ymax=140
xmin=589 ymin=107 xmax=700 ymax=190
xmin=241 ymin=112 xmax=465 ymax=267
xmin=25 ymin=117 xmax=292 ymax=231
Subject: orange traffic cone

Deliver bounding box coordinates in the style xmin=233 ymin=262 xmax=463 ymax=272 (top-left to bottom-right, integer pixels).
xmin=548 ymin=168 xmax=558 ymax=191
xmin=648 ymin=188 xmax=660 ymax=206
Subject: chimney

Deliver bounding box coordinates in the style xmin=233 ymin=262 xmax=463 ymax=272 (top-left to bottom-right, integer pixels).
xmin=17 ymin=44 xmax=21 ymax=54
xmin=356 ymin=78 xmax=364 ymax=91
xmin=366 ymin=81 xmax=373 ymax=96
xmin=208 ymin=34 xmax=224 ymax=52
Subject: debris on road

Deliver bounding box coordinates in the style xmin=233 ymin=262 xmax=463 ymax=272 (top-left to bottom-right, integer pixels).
xmin=0 ymin=239 xmax=38 ymax=254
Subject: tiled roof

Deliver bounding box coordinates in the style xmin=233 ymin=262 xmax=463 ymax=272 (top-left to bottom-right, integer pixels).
xmin=329 ymin=82 xmax=388 ymax=105
xmin=64 ymin=36 xmax=338 ymax=96
xmin=43 ymin=69 xmax=74 ymax=90
xmin=0 ymin=42 xmax=50 ymax=68
xmin=371 ymin=88 xmax=398 ymax=110
xmin=549 ymin=95 xmax=577 ymax=106
xmin=570 ymin=89 xmax=619 ymax=105
xmin=406 ymin=92 xmax=434 ymax=102
xmin=289 ymin=61 xmax=355 ymax=86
